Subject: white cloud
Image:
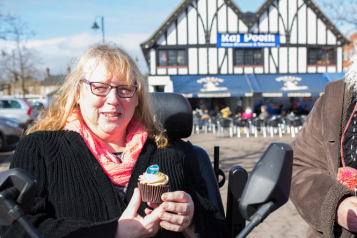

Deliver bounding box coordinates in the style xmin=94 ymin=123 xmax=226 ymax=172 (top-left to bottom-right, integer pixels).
xmin=26 ymin=38 xmax=67 ymax=48
xmin=2 ymin=32 xmax=151 ymax=77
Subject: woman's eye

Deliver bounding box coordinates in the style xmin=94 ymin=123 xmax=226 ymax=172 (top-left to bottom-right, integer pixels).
xmin=94 ymin=86 xmax=109 ymax=91
xmin=118 ymin=87 xmax=131 ymax=92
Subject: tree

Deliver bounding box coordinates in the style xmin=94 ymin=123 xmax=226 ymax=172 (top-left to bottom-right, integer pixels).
xmin=0 ymin=12 xmax=17 ymax=41
xmin=321 ymin=0 xmax=357 ymax=32
xmin=0 ymin=17 xmax=42 ymax=97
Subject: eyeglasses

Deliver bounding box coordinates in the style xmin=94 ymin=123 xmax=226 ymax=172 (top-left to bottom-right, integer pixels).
xmin=81 ymin=79 xmax=137 ymax=98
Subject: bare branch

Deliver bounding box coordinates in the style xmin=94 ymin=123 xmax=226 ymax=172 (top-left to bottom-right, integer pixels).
xmin=321 ymin=0 xmax=357 ymax=31
xmin=0 ymin=17 xmax=42 ymax=96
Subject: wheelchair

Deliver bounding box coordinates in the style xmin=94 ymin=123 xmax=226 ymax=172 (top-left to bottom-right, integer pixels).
xmin=0 ymin=93 xmax=293 ymax=238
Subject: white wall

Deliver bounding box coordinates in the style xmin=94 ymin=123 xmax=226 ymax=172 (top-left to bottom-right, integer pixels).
xmin=298 ymin=47 xmax=307 ymax=73
xmin=199 ymin=48 xmax=208 ymax=74
xmin=307 ymin=7 xmax=316 ymax=44
xmin=198 ymin=0 xmax=207 ymax=44
xmin=188 ymin=48 xmax=198 ymax=74
xmin=177 ymin=12 xmax=187 ymax=45
xmin=218 ymin=4 xmax=227 ymax=33
xmin=279 ymin=47 xmax=288 ymax=73
xmin=167 ymin=24 xmax=177 ymax=45
xmin=188 ymin=5 xmax=197 ymax=45
xmin=148 ymin=76 xmax=173 ymax=92
xmin=218 ymin=48 xmax=227 ymax=74
xmin=227 ymin=7 xmax=238 ymax=33
xmin=150 ymin=49 xmax=156 ymax=75
xmin=317 ymin=19 xmax=326 ymax=45
xmin=209 ymin=48 xmax=218 ymax=74
xmin=157 ymin=35 xmax=166 ymax=46
xmin=270 ymin=48 xmax=278 ymax=73
xmin=297 ymin=3 xmax=306 ymax=44
xmin=289 ymin=47 xmax=298 ymax=73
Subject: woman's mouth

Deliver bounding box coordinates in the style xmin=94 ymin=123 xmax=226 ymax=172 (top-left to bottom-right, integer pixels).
xmin=103 ymin=113 xmax=121 ymax=117
xmin=101 ymin=113 xmax=122 ymax=121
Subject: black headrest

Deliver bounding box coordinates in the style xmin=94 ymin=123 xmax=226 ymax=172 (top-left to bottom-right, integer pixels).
xmin=150 ymin=93 xmax=193 ymax=139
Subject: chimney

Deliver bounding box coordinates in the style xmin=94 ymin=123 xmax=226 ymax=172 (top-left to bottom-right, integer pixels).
xmin=67 ymin=65 xmax=71 ymax=74
xmin=45 ymin=68 xmax=50 ymax=78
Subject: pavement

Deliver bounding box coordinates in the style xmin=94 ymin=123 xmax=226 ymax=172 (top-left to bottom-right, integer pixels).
xmin=0 ymin=150 xmax=13 ymax=171
xmin=187 ymin=131 xmax=309 ymax=238
xmin=0 ymin=131 xmax=309 ymax=237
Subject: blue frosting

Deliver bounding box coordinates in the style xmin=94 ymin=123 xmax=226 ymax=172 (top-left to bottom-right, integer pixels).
xmin=146 ymin=164 xmax=159 ymax=174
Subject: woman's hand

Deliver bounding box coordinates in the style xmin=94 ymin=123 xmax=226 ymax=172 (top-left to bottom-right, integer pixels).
xmin=146 ymin=191 xmax=194 ymax=232
xmin=116 ymin=188 xmax=162 ymax=238
xmin=336 ymin=196 xmax=357 ymax=232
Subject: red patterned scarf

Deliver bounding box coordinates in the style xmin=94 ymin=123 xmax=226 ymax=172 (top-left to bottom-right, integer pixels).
xmin=337 ymin=102 xmax=357 ymax=190
xmin=64 ymin=109 xmax=148 ymax=186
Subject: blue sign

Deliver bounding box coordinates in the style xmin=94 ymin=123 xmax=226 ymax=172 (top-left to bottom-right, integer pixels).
xmin=217 ymin=33 xmax=280 ymax=48
xmin=146 ymin=164 xmax=159 ymax=174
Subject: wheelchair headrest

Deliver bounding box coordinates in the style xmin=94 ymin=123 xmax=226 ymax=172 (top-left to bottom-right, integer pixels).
xmin=150 ymin=93 xmax=193 ymax=139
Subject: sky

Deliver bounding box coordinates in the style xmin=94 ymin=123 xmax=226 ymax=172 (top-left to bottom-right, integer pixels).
xmin=0 ymin=0 xmax=345 ymax=78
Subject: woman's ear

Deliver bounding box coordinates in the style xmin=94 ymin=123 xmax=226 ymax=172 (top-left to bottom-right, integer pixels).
xmin=76 ymin=88 xmax=81 ymax=105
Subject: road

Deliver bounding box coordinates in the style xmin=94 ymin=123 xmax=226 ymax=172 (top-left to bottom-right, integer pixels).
xmin=0 ymin=133 xmax=309 ymax=237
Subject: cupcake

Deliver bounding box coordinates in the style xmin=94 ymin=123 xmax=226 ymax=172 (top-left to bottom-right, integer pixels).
xmin=138 ymin=164 xmax=169 ymax=203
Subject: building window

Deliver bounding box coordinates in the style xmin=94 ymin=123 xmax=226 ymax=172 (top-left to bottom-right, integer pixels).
xmin=307 ymin=48 xmax=336 ymax=65
xmin=234 ymin=49 xmax=263 ymax=66
xmin=154 ymin=85 xmax=165 ymax=92
xmin=350 ymin=49 xmax=354 ymax=58
xmin=158 ymin=49 xmax=187 ymax=67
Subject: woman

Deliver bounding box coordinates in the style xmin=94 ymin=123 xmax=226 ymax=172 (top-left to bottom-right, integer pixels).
xmin=220 ymin=106 xmax=232 ymax=118
xmin=0 ymin=43 xmax=229 ymax=238
xmin=290 ymin=51 xmax=357 ymax=238
xmin=242 ymin=107 xmax=253 ymax=120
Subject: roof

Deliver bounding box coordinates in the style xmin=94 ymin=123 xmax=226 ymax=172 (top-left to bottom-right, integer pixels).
xmin=41 ymin=75 xmax=66 ymax=86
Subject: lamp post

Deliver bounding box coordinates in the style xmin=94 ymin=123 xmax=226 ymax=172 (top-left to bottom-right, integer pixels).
xmin=91 ymin=15 xmax=105 ymax=42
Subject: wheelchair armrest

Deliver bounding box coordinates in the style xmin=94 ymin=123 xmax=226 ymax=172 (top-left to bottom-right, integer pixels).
xmin=192 ymin=145 xmax=225 ymax=217
xmin=226 ymin=166 xmax=248 ymax=237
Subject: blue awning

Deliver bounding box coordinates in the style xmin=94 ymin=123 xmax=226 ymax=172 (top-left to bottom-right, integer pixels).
xmin=170 ymin=75 xmax=254 ymax=98
xmin=250 ymin=74 xmax=329 ymax=97
xmin=323 ymin=72 xmax=345 ymax=82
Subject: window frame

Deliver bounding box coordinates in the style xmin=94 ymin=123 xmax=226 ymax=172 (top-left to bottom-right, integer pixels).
xmin=307 ymin=47 xmax=337 ymax=66
xmin=156 ymin=48 xmax=188 ymax=68
xmin=233 ymin=48 xmax=264 ymax=67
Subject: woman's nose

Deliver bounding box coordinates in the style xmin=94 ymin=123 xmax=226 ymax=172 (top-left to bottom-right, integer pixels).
xmin=106 ymin=88 xmax=120 ymax=105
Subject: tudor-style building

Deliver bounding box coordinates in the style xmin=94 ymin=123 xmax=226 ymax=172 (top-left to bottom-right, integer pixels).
xmin=141 ymin=0 xmax=347 ymax=113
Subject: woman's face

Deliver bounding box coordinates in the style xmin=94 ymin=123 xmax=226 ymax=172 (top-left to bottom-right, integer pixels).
xmin=77 ymin=63 xmax=138 ymax=142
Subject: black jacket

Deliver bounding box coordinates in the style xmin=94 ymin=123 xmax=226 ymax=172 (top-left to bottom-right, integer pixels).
xmin=0 ymin=130 xmax=229 ymax=238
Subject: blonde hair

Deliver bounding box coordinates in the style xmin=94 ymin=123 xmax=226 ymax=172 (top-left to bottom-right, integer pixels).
xmin=27 ymin=42 xmax=168 ymax=148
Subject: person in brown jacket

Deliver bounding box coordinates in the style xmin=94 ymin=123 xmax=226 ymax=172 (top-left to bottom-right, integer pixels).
xmin=290 ymin=58 xmax=357 ymax=237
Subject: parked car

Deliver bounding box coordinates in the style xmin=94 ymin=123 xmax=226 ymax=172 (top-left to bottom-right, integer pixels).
xmin=24 ymin=94 xmax=50 ymax=107
xmin=0 ymin=97 xmax=35 ymax=127
xmin=29 ymin=101 xmax=45 ymax=119
xmin=0 ymin=116 xmax=23 ymax=150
